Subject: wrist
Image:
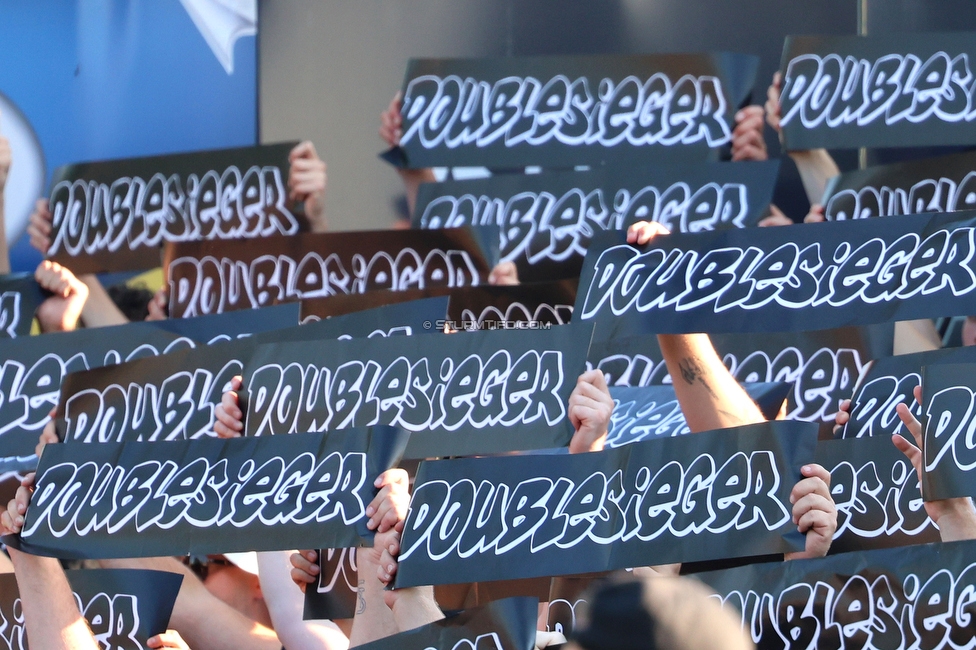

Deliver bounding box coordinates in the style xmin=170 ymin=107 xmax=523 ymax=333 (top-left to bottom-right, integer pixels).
xmin=934 ymin=498 xmax=976 ymax=541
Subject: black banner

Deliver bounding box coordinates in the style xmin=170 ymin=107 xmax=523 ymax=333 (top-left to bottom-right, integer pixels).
xmin=5 ymin=426 xmax=408 ymax=559
xmin=590 ymin=326 xmax=890 ymax=436
xmin=920 ymin=361 xmax=976 ymax=501
xmin=394 ymin=53 xmax=759 ymax=169
xmin=303 ymin=548 xmax=358 ymax=621
xmin=0 ymin=322 xmax=184 ymax=440
xmin=816 ymin=436 xmax=940 ymax=554
xmin=143 ymin=302 xmax=300 ymax=344
xmin=823 ymin=150 xmax=976 ymax=221
xmin=699 ymin=539 xmax=976 ymax=650
xmin=302 ymin=281 xmax=574 ymax=332
xmin=164 ymin=226 xmax=499 ymax=319
xmin=779 ymin=32 xmax=976 ymax=151
xmin=355 ymin=597 xmax=537 ymax=650
xmin=241 ymin=323 xmax=592 ymax=459
xmin=55 ymin=299 xmax=447 ymax=444
xmin=393 ymin=421 xmax=816 ymax=588
xmin=47 ymin=143 xmax=306 ymax=274
xmin=0 ymin=274 xmax=45 ymax=339
xmin=605 ymin=383 xmax=791 ymax=446
xmin=576 ymin=212 xmax=976 ymax=336
xmin=839 ymin=345 xmax=976 ymax=440
xmin=412 ymin=161 xmax=779 ymax=280
xmin=0 ymin=569 xmax=182 ymax=650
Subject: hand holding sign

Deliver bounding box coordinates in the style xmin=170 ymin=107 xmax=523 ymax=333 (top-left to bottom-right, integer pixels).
xmin=288 ymin=141 xmax=328 ymax=232
xmin=147 ymin=630 xmax=192 ymax=650
xmin=568 ymin=370 xmax=614 ymax=454
xmin=731 ymin=106 xmax=767 ymax=162
xmin=34 ymin=260 xmax=89 ymax=332
xmin=0 ymin=471 xmax=32 ymax=536
xmin=892 ymin=384 xmax=976 ymax=542
xmin=214 ymin=375 xmax=244 ymax=438
xmin=290 ymin=549 xmax=319 ymax=594
xmin=27 ymin=197 xmax=52 ymax=255
xmin=784 ymin=463 xmax=836 ymax=560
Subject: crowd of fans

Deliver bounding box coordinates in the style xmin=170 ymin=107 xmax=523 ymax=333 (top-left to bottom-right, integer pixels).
xmin=0 ymin=58 xmax=975 ymax=650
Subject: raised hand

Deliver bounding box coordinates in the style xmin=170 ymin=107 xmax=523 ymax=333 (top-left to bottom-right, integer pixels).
xmin=731 ymin=105 xmax=767 ymax=162
xmin=34 ymin=260 xmax=89 ymax=332
xmin=785 ymin=464 xmax=837 ymax=560
xmin=568 ymin=370 xmax=614 ymax=454
xmin=288 ymin=141 xmax=327 ymax=232
xmin=214 ymin=376 xmax=244 ymax=438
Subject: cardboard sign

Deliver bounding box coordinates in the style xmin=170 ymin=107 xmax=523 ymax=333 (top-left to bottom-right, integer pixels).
xmin=394 ymin=53 xmax=759 ymax=168
xmin=605 ymin=383 xmax=791 ymax=446
xmin=143 ymin=302 xmax=300 ymax=344
xmin=6 ymin=426 xmax=408 ymax=559
xmin=412 ymin=161 xmax=780 ymax=280
xmin=0 ymin=274 xmax=46 ymax=339
xmin=303 ymin=548 xmax=359 ymax=621
xmin=815 ymin=436 xmax=940 ymax=554
xmin=355 ymin=597 xmax=537 ymax=650
xmin=576 ymin=212 xmax=976 ymax=336
xmin=55 ymin=299 xmax=449 ymax=444
xmin=823 ymin=150 xmax=976 ymax=220
xmin=700 ymin=539 xmax=976 ymax=649
xmin=589 ymin=325 xmax=889 ymax=437
xmin=0 ymin=569 xmax=182 ymax=650
xmin=164 ymin=226 xmax=499 ymax=318
xmin=920 ymin=361 xmax=976 ymax=500
xmin=47 ymin=143 xmax=306 ymax=274
xmin=780 ymin=32 xmax=976 ymax=150
xmin=302 ymin=281 xmax=575 ymax=332
xmin=839 ymin=345 xmax=976 ymax=440
xmin=394 ymin=421 xmax=816 ymax=587
xmin=241 ymin=324 xmax=593 ymax=459
xmin=0 ymin=322 xmax=185 ymax=440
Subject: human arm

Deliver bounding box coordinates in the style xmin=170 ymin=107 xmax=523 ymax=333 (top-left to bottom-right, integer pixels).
xmin=289 ymin=141 xmax=328 ymax=233
xmin=0 ymin=122 xmax=11 ymax=274
xmin=34 ymin=260 xmax=89 ymax=332
xmin=766 ymin=72 xmax=840 ymax=205
xmin=568 ymin=370 xmax=614 ymax=454
xmin=730 ymin=105 xmax=767 ymax=162
xmin=380 ymin=92 xmax=437 ymax=218
xmin=256 ymin=551 xmax=349 ymax=650
xmin=784 ymin=464 xmax=837 ymax=560
xmin=2 ymin=474 xmax=100 ymax=650
xmin=657 ymin=333 xmax=765 ymax=432
xmin=893 ymin=386 xmax=976 ymax=541
xmin=215 ymin=375 xmax=244 ymax=438
xmin=96 ymin=555 xmax=281 ymax=650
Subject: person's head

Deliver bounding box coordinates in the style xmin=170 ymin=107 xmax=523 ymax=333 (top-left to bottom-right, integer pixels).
xmin=567 ymin=573 xmax=752 ymax=650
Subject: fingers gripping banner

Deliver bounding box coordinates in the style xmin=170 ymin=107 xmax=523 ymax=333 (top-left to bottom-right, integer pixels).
xmin=4 ymin=426 xmax=408 ymax=558
xmin=393 ymin=53 xmax=759 ymax=169
xmin=576 ymin=212 xmax=976 ymax=337
xmin=47 ymin=143 xmax=306 ymax=274
xmin=241 ymin=324 xmax=593 ymax=459
xmin=0 ymin=569 xmax=182 ymax=650
xmin=393 ymin=421 xmax=817 ymax=588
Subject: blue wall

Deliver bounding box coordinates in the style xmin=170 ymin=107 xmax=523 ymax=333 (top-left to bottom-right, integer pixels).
xmin=0 ymin=0 xmax=257 ymax=271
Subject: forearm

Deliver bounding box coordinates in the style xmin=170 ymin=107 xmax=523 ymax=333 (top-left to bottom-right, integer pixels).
xmin=657 ymin=333 xmax=765 ymax=432
xmin=935 ymin=499 xmax=976 ymax=542
xmin=0 ymin=194 xmax=10 ymax=274
xmin=398 ymin=168 xmax=437 ymax=218
xmin=348 ymin=550 xmax=397 ymax=647
xmin=98 ymin=556 xmax=281 ymax=650
xmin=79 ymin=274 xmax=130 ymax=327
xmin=788 ymin=149 xmax=840 ymax=206
xmin=256 ymin=551 xmax=349 ymax=650
xmin=390 ymin=586 xmax=443 ymax=633
xmin=10 ymin=548 xmax=99 ymax=650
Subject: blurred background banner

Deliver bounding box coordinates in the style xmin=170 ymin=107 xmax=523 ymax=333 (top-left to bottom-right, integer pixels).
xmin=0 ymin=0 xmax=257 ymax=272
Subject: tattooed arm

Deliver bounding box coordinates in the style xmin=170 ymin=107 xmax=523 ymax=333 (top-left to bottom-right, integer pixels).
xmin=658 ymin=333 xmax=765 ymax=432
